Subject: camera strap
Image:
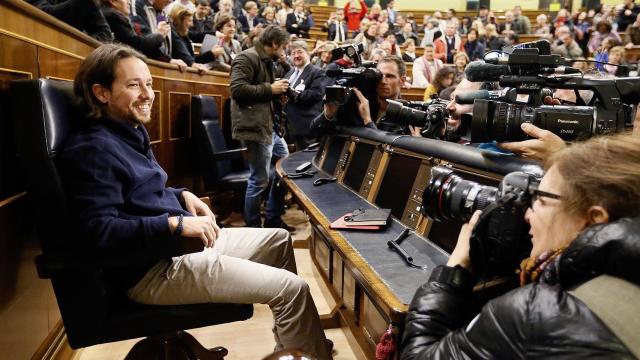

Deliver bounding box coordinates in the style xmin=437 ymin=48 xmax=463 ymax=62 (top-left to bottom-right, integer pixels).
xmin=569 ymin=275 xmax=640 ymax=358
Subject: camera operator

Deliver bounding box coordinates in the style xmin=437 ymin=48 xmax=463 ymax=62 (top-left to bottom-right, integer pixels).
xmin=310 ymin=55 xmax=407 ymax=135
xmin=401 ymin=133 xmax=640 ymax=360
xmin=282 ymin=41 xmax=327 ymax=151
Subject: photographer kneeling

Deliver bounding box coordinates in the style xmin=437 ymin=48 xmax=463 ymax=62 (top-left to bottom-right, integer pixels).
xmin=310 ymin=55 xmax=406 ymax=136
xmin=401 ymin=133 xmax=640 ymax=359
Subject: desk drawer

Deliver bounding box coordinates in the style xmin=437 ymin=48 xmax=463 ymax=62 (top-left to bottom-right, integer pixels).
xmin=313 ymin=232 xmax=331 ymax=281
xmin=360 ymin=293 xmax=389 ymax=355
xmin=332 ymin=251 xmax=343 ymax=296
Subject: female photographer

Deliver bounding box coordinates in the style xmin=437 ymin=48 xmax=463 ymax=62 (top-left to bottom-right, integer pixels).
xmin=401 ymin=133 xmax=640 ymax=359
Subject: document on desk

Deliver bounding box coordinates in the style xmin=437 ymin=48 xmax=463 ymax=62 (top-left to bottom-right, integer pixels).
xmin=343 ymin=208 xmax=391 ymax=226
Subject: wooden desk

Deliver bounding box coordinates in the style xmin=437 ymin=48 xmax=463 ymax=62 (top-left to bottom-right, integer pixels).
xmin=277 ymin=128 xmax=541 ymax=358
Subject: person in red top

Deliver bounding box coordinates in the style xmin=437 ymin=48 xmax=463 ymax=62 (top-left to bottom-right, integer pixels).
xmin=344 ymin=0 xmax=367 ymax=35
xmin=434 ymin=23 xmax=464 ymax=63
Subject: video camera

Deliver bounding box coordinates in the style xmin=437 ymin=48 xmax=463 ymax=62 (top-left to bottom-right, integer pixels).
xmin=384 ymin=97 xmax=451 ymax=139
xmin=461 ymin=40 xmax=640 ymax=142
xmin=422 ymin=166 xmax=539 ymax=277
xmin=324 ymin=43 xmax=382 ymax=122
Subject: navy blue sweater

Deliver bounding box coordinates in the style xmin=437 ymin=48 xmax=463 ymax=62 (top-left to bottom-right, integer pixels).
xmin=59 ymin=116 xmax=191 ymax=287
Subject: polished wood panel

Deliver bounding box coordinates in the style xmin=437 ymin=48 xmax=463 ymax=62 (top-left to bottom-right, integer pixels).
xmin=360 ymin=294 xmax=388 ymax=354
xmin=168 ymin=91 xmax=192 ymax=141
xmin=148 ymin=90 xmax=163 ymax=144
xmin=39 ymin=47 xmax=81 ymax=81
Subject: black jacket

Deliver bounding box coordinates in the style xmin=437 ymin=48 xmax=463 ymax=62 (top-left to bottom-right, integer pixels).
xmin=283 ymin=64 xmax=326 ymax=136
xmin=170 ymin=28 xmax=216 ymax=66
xmin=401 ymin=216 xmax=640 ymax=360
xmin=102 ymin=6 xmax=166 ymax=60
xmin=286 ymin=12 xmax=311 ymax=37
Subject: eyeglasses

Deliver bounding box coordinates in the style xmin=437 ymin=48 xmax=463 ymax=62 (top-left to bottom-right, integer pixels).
xmin=531 ymin=189 xmax=563 ymax=204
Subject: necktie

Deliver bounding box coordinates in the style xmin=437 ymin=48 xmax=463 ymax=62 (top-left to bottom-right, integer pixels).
xmin=290 ymin=69 xmax=301 ymax=86
xmin=336 ymin=23 xmax=344 ymax=42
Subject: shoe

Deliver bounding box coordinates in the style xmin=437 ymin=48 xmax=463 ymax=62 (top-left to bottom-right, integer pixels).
xmin=263 ymin=219 xmax=297 ymax=233
xmin=325 ymin=339 xmax=334 ymax=351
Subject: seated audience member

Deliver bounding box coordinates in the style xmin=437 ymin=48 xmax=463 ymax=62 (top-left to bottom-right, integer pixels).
xmin=312 ymin=56 xmax=406 ymax=133
xmin=276 ymin=0 xmax=293 ymax=28
xmin=434 ymin=23 xmax=463 ymax=64
xmin=423 ymin=67 xmax=455 ymax=100
xmin=376 ymin=21 xmax=390 ymax=42
xmin=605 ymin=46 xmax=630 ymax=76
xmin=588 ymin=21 xmax=622 ymax=54
xmin=625 ymin=13 xmax=640 ymax=45
xmin=209 ymin=14 xmax=243 ymax=72
xmin=101 ymin=0 xmax=167 ymax=60
xmin=485 ymin=24 xmax=506 ymax=51
xmin=283 ymin=41 xmax=327 ymax=150
xmin=169 ymin=6 xmax=217 ymax=70
xmin=401 ymin=133 xmax=640 ymax=360
xmin=353 ymin=22 xmax=378 ymax=59
xmin=370 ymin=48 xmax=388 ymax=62
xmin=344 ymin=0 xmax=368 ymax=36
xmin=259 ymin=0 xmax=281 ymax=18
xmin=367 ymin=3 xmax=381 ymax=21
xmin=402 ymin=38 xmax=417 ymax=62
xmin=26 ymin=0 xmax=113 ymax=42
xmin=452 ymin=52 xmax=468 ymax=84
xmin=552 ymin=32 xmax=583 ymax=59
xmin=377 ymin=10 xmax=389 ymax=25
xmin=594 ymin=38 xmax=618 ymax=71
xmin=463 ymin=29 xmax=485 ymax=61
xmin=134 ymin=0 xmax=171 ymax=37
xmin=286 ymin=0 xmax=312 ymax=38
xmin=616 ymin=0 xmax=640 ymax=32
xmin=385 ymin=0 xmax=398 ymax=24
xmin=511 ymin=5 xmax=531 ymax=35
xmin=459 ymin=16 xmax=472 ymax=35
xmin=420 ymin=20 xmax=440 ymax=47
xmin=261 ymin=6 xmax=279 ymax=26
xmin=412 ymin=44 xmax=443 ymax=88
xmin=311 ymin=42 xmax=337 ymax=69
xmin=396 ymin=23 xmax=419 ymax=46
xmin=62 ymin=43 xmax=332 ymax=360
xmin=553 ymin=8 xmax=573 ymax=30
xmin=382 ymin=31 xmax=402 ymax=57
xmin=189 ymin=0 xmax=215 ymax=42
xmin=534 ymin=14 xmax=551 ymax=35
xmin=326 ymin=8 xmax=349 ymax=42
xmin=238 ymin=1 xmax=261 ymax=34
xmin=241 ymin=25 xmax=263 ymax=50
xmin=213 ymin=0 xmax=234 ymax=27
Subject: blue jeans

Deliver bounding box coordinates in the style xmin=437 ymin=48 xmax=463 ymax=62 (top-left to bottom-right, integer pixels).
xmin=244 ymin=133 xmax=289 ymax=227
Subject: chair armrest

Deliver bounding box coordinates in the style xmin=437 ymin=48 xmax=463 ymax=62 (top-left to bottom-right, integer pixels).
xmin=212 ymin=148 xmax=247 ymax=161
xmin=35 ymin=237 xmax=204 ymax=279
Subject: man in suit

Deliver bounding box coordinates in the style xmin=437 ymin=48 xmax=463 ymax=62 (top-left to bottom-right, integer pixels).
xmin=286 ymin=1 xmax=312 ymax=38
xmin=283 ymin=41 xmax=327 ymax=151
xmin=132 ymin=0 xmax=173 ymax=61
xmin=325 ymin=8 xmax=348 ymax=42
xmin=237 ymin=1 xmax=261 ymax=34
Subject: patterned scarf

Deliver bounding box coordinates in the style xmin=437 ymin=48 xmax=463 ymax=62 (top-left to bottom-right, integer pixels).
xmin=518 ymin=247 xmax=566 ymax=286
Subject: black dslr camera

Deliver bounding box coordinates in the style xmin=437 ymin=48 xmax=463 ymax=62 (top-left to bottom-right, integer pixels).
xmin=324 ymin=43 xmax=382 ymax=123
xmin=423 ymin=166 xmax=540 ymax=277
xmin=464 ymin=40 xmax=640 ymax=142
xmin=384 ymin=97 xmax=451 ymax=139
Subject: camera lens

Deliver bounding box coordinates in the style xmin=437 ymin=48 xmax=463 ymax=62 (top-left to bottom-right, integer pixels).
xmin=471 ymin=100 xmax=532 ymax=142
xmin=385 ymin=100 xmax=427 ymax=127
xmin=422 ymin=166 xmax=497 ymax=222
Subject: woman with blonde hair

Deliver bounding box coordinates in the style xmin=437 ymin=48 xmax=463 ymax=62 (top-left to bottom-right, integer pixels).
xmin=169 ymin=5 xmax=217 ymax=69
xmin=423 ymin=66 xmax=455 ymax=99
xmin=353 ymin=21 xmax=378 ymax=58
xmin=485 ymin=23 xmax=506 ymax=50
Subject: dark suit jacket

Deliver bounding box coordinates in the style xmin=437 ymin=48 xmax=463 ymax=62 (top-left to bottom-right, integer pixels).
xmin=170 ymin=28 xmax=216 ymax=66
xmin=286 ymin=12 xmax=311 ymax=36
xmin=102 ymin=6 xmax=168 ymax=61
xmin=237 ymin=15 xmax=261 ymax=34
xmin=327 ymin=22 xmax=349 ymax=41
xmin=284 ymin=64 xmax=326 ymax=136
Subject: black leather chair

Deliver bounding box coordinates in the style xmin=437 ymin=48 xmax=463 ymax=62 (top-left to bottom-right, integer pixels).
xmin=10 ymin=79 xmax=253 ymax=360
xmin=191 ymin=95 xmax=249 ymax=212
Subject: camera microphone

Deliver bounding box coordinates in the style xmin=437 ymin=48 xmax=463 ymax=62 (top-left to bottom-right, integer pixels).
xmin=464 ymin=61 xmax=511 ymax=82
xmin=455 ymin=88 xmax=518 ymax=104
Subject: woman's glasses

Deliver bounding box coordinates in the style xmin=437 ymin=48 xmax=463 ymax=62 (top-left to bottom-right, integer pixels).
xmin=531 ymin=189 xmax=563 ymax=204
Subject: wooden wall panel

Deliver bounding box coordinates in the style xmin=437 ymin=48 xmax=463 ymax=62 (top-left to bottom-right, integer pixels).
xmin=38 ymin=47 xmax=82 ymax=81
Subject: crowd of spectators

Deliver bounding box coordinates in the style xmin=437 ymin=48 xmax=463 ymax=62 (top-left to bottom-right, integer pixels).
xmin=28 ymin=0 xmax=640 ymax=100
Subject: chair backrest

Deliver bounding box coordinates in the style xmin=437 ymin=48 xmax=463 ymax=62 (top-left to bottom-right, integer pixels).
xmin=191 ymin=95 xmax=235 ymax=186
xmin=11 ymin=79 xmax=78 ymax=253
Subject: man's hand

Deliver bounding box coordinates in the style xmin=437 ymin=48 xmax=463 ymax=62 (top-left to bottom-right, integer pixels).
xmin=498 ymin=123 xmax=566 ymax=161
xmin=446 ymin=210 xmax=481 ymax=272
xmin=323 ymin=103 xmax=338 ymax=119
xmin=271 ymin=79 xmax=290 ymax=95
xmin=156 ymin=21 xmax=171 ymax=37
xmin=409 ymin=125 xmax=422 ymax=137
xmin=352 ymin=88 xmax=372 ymax=125
xmin=169 ymin=216 xmax=219 ymax=248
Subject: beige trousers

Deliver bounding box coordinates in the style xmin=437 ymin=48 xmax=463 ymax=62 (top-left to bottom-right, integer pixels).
xmin=127 ymin=227 xmax=331 ymax=360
